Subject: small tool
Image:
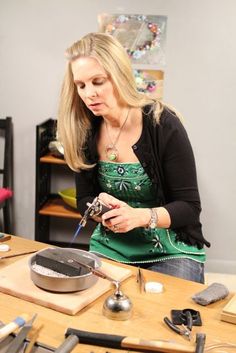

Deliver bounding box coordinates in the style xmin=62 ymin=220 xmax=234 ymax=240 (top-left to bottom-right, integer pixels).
xmin=5 ymin=314 xmax=37 ymax=353
xmin=0 ymin=250 xmax=38 ymax=260
xmin=0 ymin=234 xmax=11 ymax=242
xmin=163 ymin=316 xmax=191 ymax=340
xmin=68 ymin=256 xmax=118 ymax=284
xmin=24 ymin=323 xmax=44 ymax=353
xmin=0 ymin=313 xmax=30 ymax=340
xmin=136 ymin=267 xmax=146 ymax=293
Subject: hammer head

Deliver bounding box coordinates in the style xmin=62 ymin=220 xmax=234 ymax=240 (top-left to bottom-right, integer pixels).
xmin=195 ymin=333 xmax=206 ymax=353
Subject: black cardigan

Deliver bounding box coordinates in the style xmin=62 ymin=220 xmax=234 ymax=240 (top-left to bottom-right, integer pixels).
xmin=75 ymin=106 xmax=210 ymax=249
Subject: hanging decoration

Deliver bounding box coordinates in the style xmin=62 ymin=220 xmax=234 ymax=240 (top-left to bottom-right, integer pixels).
xmin=133 ymin=69 xmax=164 ymax=99
xmin=98 ymin=13 xmax=167 ymax=66
xmin=105 ymin=15 xmax=161 ymax=60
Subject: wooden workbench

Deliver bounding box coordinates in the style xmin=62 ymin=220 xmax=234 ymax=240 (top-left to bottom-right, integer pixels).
xmin=0 ymin=235 xmax=235 ymax=352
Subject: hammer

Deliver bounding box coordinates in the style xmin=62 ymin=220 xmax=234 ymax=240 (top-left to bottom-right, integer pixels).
xmin=54 ymin=328 xmax=198 ymax=353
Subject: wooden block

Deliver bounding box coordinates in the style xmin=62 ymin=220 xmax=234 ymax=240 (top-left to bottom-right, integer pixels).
xmin=221 ymin=294 xmax=236 ymax=324
xmin=35 ymin=248 xmax=94 ymax=277
xmin=0 ymin=255 xmax=132 ymax=315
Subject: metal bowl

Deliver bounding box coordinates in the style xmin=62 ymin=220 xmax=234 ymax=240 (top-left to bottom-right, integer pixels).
xmin=48 ymin=140 xmax=64 ymax=158
xmin=29 ymin=248 xmax=101 ymax=293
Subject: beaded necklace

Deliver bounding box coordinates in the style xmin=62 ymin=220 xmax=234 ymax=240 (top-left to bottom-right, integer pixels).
xmin=105 ymin=14 xmax=161 ymax=60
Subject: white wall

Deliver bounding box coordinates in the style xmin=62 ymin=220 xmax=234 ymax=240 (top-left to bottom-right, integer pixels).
xmin=0 ymin=0 xmax=235 ymax=273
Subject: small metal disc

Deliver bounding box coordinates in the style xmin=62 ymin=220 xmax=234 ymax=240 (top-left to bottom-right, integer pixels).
xmin=0 ymin=244 xmax=10 ymax=252
xmin=145 ymin=281 xmax=163 ymax=293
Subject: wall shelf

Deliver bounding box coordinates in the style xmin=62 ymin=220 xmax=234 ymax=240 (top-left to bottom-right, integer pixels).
xmin=40 ymin=153 xmax=67 ymax=165
xmin=39 ymin=197 xmax=81 ymax=219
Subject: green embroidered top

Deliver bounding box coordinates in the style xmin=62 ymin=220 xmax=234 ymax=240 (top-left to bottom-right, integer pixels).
xmin=90 ymin=161 xmax=205 ymax=264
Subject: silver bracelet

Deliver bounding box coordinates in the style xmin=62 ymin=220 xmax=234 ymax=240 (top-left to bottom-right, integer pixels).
xmin=148 ymin=208 xmax=158 ymax=229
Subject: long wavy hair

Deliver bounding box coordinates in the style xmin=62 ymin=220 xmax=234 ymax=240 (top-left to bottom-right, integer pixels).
xmin=57 ymin=32 xmax=167 ymax=171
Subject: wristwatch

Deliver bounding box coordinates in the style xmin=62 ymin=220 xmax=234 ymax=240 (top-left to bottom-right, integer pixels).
xmin=148 ymin=208 xmax=158 ymax=229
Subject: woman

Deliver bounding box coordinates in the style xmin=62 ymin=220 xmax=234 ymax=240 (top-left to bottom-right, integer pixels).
xmin=57 ymin=32 xmax=210 ymax=283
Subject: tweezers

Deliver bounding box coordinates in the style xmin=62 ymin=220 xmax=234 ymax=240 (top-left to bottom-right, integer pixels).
xmin=136 ymin=267 xmax=146 ymax=293
xmin=24 ymin=323 xmax=44 ymax=353
xmin=69 ymin=257 xmax=117 ymax=283
xmin=0 ymin=250 xmax=38 ymax=260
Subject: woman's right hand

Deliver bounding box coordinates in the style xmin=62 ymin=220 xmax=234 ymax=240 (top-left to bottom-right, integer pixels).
xmin=98 ymin=192 xmax=150 ymax=233
xmin=98 ymin=192 xmax=171 ymax=231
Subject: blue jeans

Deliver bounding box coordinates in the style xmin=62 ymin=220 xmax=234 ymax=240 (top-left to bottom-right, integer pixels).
xmin=141 ymin=258 xmax=205 ymax=284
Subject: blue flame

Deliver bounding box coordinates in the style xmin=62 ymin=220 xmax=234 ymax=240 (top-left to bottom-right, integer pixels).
xmin=69 ymin=223 xmax=83 ymax=247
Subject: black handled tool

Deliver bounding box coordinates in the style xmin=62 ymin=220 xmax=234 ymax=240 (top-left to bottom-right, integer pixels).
xmin=163 ymin=317 xmax=191 ymax=340
xmin=64 ymin=328 xmax=195 ymax=353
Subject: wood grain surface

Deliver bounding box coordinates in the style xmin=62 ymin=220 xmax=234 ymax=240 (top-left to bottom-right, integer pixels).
xmin=0 ymin=235 xmax=235 ymax=353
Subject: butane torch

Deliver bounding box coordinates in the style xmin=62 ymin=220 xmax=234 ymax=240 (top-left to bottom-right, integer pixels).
xmin=79 ymin=197 xmax=111 ymax=227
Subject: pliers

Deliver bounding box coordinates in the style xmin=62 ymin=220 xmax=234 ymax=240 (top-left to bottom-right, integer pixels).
xmin=163 ymin=316 xmax=192 ymax=340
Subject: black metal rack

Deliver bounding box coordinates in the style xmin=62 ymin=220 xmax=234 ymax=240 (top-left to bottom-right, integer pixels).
xmin=35 ymin=119 xmax=87 ymax=248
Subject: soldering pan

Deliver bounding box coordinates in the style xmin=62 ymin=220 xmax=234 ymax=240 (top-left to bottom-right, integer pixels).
xmin=29 ymin=248 xmax=101 ymax=293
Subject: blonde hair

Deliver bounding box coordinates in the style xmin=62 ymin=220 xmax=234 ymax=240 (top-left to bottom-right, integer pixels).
xmin=57 ymin=32 xmax=169 ymax=171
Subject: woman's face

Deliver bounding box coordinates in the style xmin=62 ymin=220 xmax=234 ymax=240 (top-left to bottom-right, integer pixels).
xmin=71 ymin=56 xmax=119 ymax=116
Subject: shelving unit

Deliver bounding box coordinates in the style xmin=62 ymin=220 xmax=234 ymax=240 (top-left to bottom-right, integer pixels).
xmin=35 ymin=119 xmax=90 ymax=249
